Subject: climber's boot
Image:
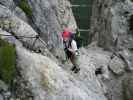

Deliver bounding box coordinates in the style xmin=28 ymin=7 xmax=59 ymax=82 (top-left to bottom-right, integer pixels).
xmin=74 ymin=67 xmax=80 ymax=73
xmin=71 ymin=66 xmax=77 ymax=71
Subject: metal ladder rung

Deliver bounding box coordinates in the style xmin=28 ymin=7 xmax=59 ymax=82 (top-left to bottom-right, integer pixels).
xmin=70 ymin=5 xmax=92 ymax=8
xmin=78 ymin=29 xmax=91 ymax=32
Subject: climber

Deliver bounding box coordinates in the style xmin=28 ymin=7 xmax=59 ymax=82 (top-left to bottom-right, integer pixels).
xmin=62 ymin=28 xmax=80 ymax=73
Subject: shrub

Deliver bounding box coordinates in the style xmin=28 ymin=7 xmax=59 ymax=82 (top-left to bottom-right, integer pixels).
xmin=0 ymin=39 xmax=16 ymax=84
xmin=19 ymin=0 xmax=32 ymax=17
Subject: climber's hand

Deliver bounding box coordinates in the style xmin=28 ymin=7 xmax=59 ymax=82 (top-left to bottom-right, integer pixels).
xmin=68 ymin=48 xmax=74 ymax=53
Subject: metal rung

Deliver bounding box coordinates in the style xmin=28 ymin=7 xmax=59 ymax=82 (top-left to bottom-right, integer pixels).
xmin=78 ymin=29 xmax=91 ymax=32
xmin=70 ymin=4 xmax=92 ymax=7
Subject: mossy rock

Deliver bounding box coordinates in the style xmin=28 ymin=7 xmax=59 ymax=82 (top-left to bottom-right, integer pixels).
xmin=19 ymin=0 xmax=32 ymax=17
xmin=0 ymin=39 xmax=16 ymax=85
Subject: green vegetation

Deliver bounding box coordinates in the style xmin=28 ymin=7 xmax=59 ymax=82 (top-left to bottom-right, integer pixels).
xmin=122 ymin=76 xmax=133 ymax=100
xmin=75 ymin=34 xmax=84 ymax=47
xmin=19 ymin=0 xmax=32 ymax=17
xmin=0 ymin=39 xmax=16 ymax=85
xmin=128 ymin=48 xmax=133 ymax=53
xmin=122 ymin=78 xmax=129 ymax=100
xmin=129 ymin=15 xmax=133 ymax=32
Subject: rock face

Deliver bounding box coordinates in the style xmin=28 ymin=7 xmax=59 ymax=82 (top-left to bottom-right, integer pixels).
xmin=0 ymin=0 xmax=133 ymax=100
xmin=90 ymin=0 xmax=113 ymax=51
xmin=0 ymin=4 xmax=56 ymax=61
xmin=0 ymin=0 xmax=107 ymax=100
xmin=90 ymin=0 xmax=133 ymax=100
xmin=109 ymin=56 xmax=125 ymax=75
xmin=29 ymin=0 xmax=76 ymax=59
xmin=15 ymin=0 xmax=77 ymax=59
xmin=0 ymin=0 xmax=77 ymax=59
xmin=82 ymin=45 xmax=133 ymax=100
xmin=16 ymin=46 xmax=107 ymax=100
xmin=119 ymin=49 xmax=133 ymax=71
xmin=90 ymin=0 xmax=133 ymax=51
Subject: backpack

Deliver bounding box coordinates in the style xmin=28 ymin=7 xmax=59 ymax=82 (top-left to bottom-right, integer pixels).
xmin=63 ymin=37 xmax=72 ymax=59
xmin=70 ymin=33 xmax=76 ymax=40
xmin=63 ymin=33 xmax=74 ymax=59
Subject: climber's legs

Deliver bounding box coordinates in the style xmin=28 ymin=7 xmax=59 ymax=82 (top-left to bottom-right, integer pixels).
xmin=70 ymin=54 xmax=80 ymax=73
xmin=74 ymin=67 xmax=80 ymax=73
xmin=71 ymin=66 xmax=77 ymax=71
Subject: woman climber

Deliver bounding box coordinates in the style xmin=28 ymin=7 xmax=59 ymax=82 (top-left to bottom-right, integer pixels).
xmin=62 ymin=28 xmax=80 ymax=73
